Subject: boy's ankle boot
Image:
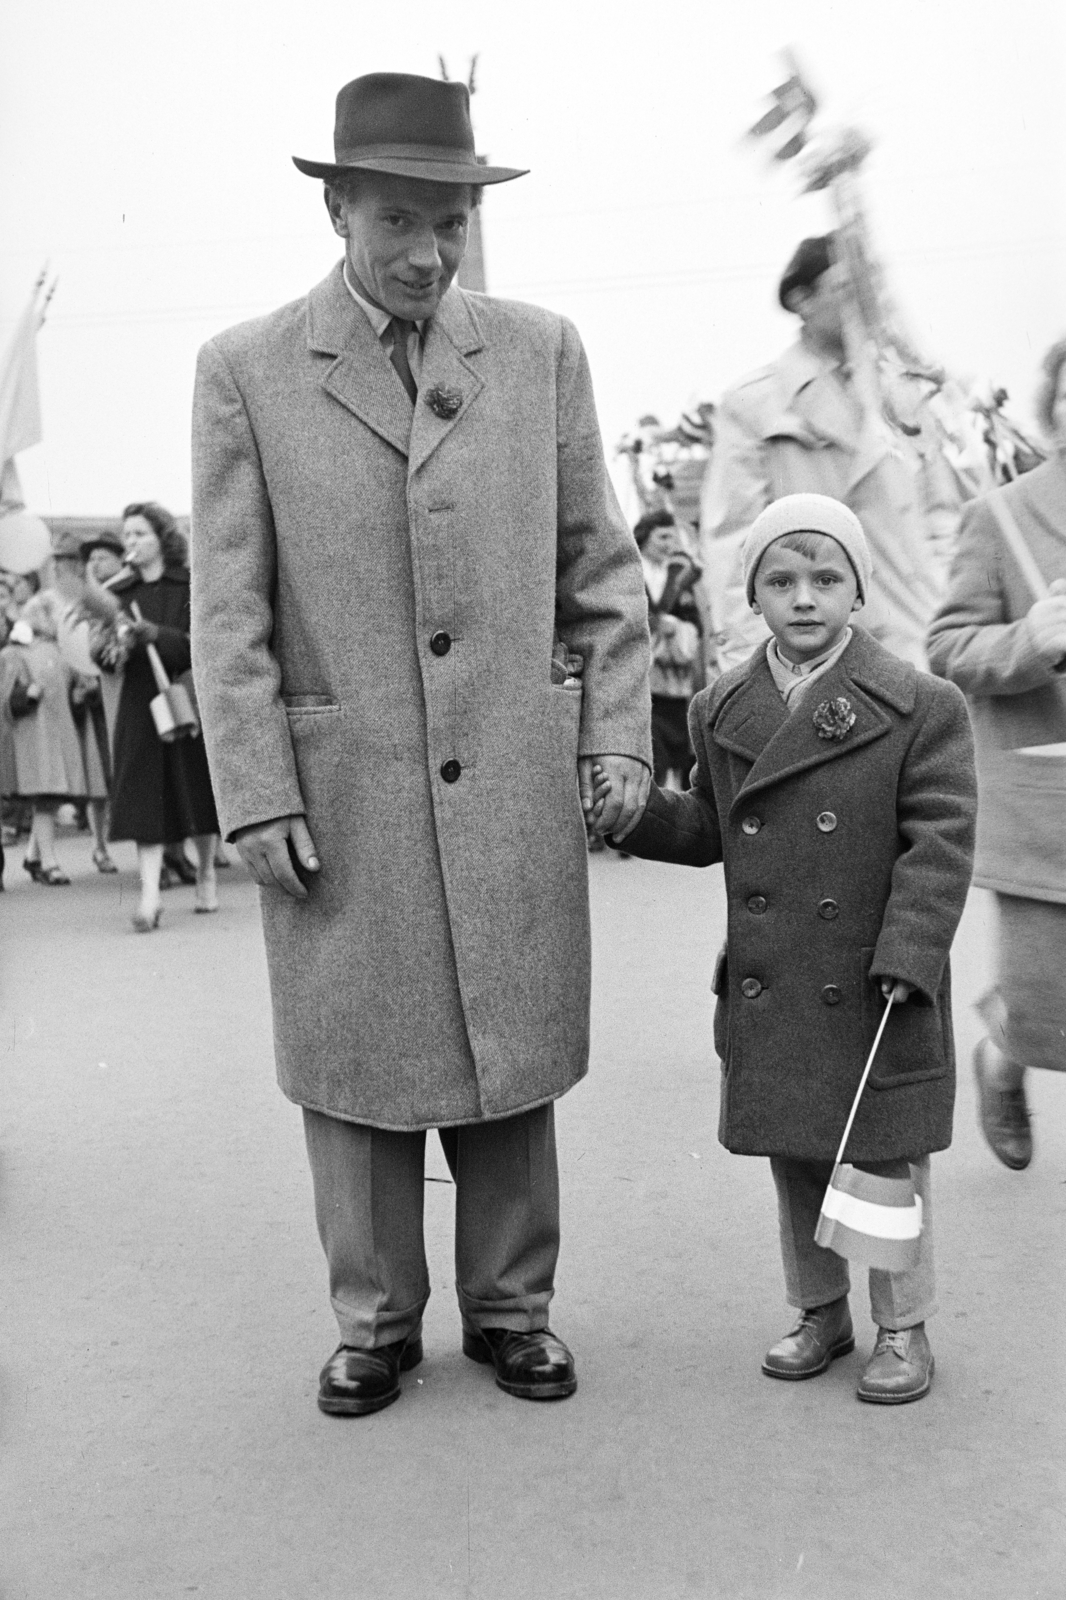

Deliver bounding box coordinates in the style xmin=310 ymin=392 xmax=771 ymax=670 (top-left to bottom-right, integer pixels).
xmin=762 ymin=1296 xmax=854 ymax=1379
xmin=856 ymin=1323 xmax=933 ymax=1404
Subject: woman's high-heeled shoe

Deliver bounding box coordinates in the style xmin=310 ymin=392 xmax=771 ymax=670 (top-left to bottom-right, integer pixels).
xmin=92 ymin=847 xmax=119 ymax=874
xmin=23 ymin=857 xmax=44 ymax=882
xmin=132 ymin=906 xmax=163 ymax=933
xmin=194 ymin=877 xmax=219 ymax=914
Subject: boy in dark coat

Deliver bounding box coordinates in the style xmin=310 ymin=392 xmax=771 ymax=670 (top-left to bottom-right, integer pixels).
xmin=600 ymin=493 xmax=976 ymax=1403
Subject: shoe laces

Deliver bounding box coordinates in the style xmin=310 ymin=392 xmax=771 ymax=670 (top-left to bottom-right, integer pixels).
xmin=873 ymin=1328 xmax=911 ymax=1359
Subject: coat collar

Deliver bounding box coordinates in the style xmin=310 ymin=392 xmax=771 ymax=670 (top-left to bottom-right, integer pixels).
xmin=712 ymin=627 xmax=915 ymax=804
xmin=765 ymin=339 xmax=895 ymax=492
xmin=1005 ymin=454 xmax=1066 ymax=554
xmin=306 ymin=261 xmax=485 ymax=469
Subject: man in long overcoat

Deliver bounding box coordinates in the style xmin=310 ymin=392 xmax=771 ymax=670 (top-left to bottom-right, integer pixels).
xmin=190 ymin=73 xmax=651 ymax=1415
xmin=699 ymin=236 xmax=944 ymax=670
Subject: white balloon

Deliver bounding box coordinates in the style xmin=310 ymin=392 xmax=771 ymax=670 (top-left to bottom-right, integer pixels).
xmin=0 ymin=510 xmax=52 ymax=575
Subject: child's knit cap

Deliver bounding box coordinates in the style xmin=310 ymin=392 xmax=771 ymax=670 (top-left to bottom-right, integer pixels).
xmin=743 ymin=493 xmax=872 ymax=605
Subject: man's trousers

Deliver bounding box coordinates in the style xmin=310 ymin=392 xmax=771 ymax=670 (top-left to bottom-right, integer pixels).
xmin=770 ymin=1155 xmax=936 ymax=1330
xmin=303 ymin=1102 xmax=560 ymax=1349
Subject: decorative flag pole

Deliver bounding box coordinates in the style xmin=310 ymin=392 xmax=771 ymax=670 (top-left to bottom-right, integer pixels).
xmin=814 ymin=993 xmax=924 ymax=1272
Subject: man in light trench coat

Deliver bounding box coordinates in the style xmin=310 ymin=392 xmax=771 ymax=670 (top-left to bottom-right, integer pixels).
xmin=190 ymin=73 xmax=652 ymax=1416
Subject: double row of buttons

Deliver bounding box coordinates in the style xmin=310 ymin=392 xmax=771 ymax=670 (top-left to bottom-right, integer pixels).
xmin=739 ymin=978 xmax=844 ymax=1005
xmin=745 ymin=894 xmax=839 ymax=919
xmin=741 ymin=811 xmax=838 ymax=835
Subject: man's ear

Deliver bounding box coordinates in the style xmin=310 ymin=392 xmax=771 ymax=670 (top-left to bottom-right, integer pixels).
xmin=751 ymin=600 xmax=763 ymax=616
xmin=851 ymin=594 xmax=864 ymax=613
xmin=324 ymin=186 xmax=348 ymax=240
xmin=783 ymin=286 xmax=810 ymax=318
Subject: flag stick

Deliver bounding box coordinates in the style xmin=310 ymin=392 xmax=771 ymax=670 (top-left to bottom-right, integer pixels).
xmin=829 ymin=991 xmax=896 ymax=1179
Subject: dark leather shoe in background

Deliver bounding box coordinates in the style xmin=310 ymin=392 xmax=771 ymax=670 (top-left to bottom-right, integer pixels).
xmin=317 ymin=1335 xmax=423 ymax=1416
xmin=762 ymin=1296 xmax=854 ymax=1379
xmin=974 ymin=1039 xmax=1032 ymax=1170
xmin=463 ymin=1325 xmax=577 ymax=1399
xmin=857 ymin=1323 xmax=933 ymax=1404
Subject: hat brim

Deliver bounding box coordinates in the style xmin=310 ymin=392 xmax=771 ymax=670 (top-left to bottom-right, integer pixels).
xmin=292 ymin=154 xmax=527 ymax=185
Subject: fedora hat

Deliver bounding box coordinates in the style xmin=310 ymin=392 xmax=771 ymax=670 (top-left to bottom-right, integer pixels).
xmin=293 ymin=73 xmax=527 ymax=187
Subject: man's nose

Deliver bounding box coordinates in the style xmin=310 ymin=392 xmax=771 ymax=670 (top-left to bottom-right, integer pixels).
xmin=407 ymin=229 xmax=442 ymax=271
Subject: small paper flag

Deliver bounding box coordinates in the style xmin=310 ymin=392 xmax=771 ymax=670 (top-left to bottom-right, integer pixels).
xmin=815 ymin=1161 xmax=922 ymax=1271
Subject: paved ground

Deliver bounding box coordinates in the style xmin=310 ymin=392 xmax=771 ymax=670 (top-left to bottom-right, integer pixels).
xmin=1 ymin=832 xmax=1064 ymax=1599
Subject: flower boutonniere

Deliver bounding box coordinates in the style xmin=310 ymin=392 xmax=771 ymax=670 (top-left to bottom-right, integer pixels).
xmin=813 ymin=696 xmax=856 ymax=742
xmin=425 ymin=383 xmax=463 ymax=420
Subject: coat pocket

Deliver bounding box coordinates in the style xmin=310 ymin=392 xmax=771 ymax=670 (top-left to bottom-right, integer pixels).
xmin=860 ymin=948 xmax=952 ymax=1089
xmin=282 ymin=695 xmax=340 ymax=716
xmin=711 ymin=945 xmax=729 ymax=1064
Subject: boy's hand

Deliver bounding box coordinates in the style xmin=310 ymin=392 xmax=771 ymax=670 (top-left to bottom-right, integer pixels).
xmin=880 ymin=978 xmax=915 ymax=1003
xmin=578 ymin=755 xmax=650 ymax=840
xmin=584 ymin=762 xmax=613 ymax=829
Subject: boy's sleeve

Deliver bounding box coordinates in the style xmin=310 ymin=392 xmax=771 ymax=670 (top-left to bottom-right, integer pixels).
xmin=609 ymin=696 xmax=723 ymax=867
xmin=869 ymin=679 xmax=977 ymax=1000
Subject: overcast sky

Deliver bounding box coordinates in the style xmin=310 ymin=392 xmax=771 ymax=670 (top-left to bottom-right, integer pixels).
xmin=2 ymin=0 xmax=1063 ymax=514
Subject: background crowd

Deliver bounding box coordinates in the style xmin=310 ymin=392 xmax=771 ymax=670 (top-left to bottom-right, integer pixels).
xmin=1 ymin=500 xmax=221 ymax=928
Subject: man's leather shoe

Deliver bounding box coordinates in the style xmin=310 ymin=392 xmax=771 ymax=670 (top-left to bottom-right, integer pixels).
xmin=462 ymin=1325 xmax=577 ymax=1400
xmin=762 ymin=1296 xmax=854 ymax=1379
xmin=857 ymin=1323 xmax=933 ymax=1404
xmin=974 ymin=1039 xmax=1032 ymax=1170
xmin=317 ymin=1335 xmax=423 ymax=1416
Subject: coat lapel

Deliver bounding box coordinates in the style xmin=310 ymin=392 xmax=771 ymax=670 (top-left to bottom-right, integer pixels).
xmin=714 ymin=633 xmax=901 ymax=806
xmin=307 ymin=263 xmax=414 ymax=459
xmin=408 ymin=288 xmax=486 ymax=477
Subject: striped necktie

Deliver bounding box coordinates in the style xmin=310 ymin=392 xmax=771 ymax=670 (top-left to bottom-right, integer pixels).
xmin=387 ymin=318 xmax=418 ymax=404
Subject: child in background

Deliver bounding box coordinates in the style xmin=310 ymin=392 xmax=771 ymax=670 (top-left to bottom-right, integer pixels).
xmin=598 ymin=493 xmax=976 ymax=1403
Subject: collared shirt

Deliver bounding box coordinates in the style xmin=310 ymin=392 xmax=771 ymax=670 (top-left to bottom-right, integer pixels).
xmin=342 ymin=262 xmax=425 ymax=386
xmin=766 ymin=626 xmax=853 ymax=708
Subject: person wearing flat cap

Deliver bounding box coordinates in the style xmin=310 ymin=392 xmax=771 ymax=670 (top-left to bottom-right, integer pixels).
xmin=191 ymin=72 xmax=651 ymax=1416
xmin=699 ymin=235 xmax=944 ymax=674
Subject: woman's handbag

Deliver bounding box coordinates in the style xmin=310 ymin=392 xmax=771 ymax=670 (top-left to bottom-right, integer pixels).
xmin=130 ymin=602 xmax=199 ymax=743
xmin=976 ymin=492 xmax=1066 ymax=896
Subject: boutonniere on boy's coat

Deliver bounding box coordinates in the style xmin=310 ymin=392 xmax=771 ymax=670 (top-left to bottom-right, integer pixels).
xmin=813 ymin=696 xmax=856 ymax=741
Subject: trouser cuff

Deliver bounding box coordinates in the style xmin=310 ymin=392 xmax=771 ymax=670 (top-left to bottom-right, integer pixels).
xmin=333 ymin=1299 xmax=426 ymax=1350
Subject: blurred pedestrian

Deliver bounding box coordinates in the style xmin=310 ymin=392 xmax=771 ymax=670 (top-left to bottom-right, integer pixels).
xmin=635 ymin=510 xmax=703 ymax=788
xmin=927 ymin=337 xmax=1066 ymax=1170
xmin=700 ymin=235 xmax=940 ymax=671
xmin=50 ymin=531 xmax=117 ymax=873
xmin=107 ymin=501 xmax=220 ymax=931
xmin=0 ymin=591 xmax=87 ymax=885
xmin=79 ymin=529 xmax=127 ymax=745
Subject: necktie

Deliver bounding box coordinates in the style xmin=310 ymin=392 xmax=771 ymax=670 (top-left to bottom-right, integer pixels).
xmin=387 ymin=318 xmax=418 ymax=404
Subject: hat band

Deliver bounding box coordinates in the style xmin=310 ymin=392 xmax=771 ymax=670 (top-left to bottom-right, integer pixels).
xmin=334 ymin=141 xmax=480 ymax=168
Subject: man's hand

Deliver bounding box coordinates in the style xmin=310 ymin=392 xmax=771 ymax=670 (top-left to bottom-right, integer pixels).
xmin=880 ymin=978 xmax=915 ymax=1003
xmin=578 ymin=754 xmax=650 ymax=842
xmin=1028 ymin=578 xmax=1066 ymax=667
xmin=234 ymin=814 xmax=320 ymax=899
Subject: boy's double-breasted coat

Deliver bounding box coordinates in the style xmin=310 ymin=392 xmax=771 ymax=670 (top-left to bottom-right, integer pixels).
xmin=621 ymin=629 xmax=976 ymax=1162
xmin=190 ymin=263 xmax=651 ymax=1131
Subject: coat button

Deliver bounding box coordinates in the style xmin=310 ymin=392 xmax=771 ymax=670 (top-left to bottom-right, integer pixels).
xmin=747 ymin=895 xmax=768 ymax=915
xmin=740 ymin=978 xmax=763 ymax=999
xmin=741 ymin=816 xmax=762 ymax=836
xmin=440 ymin=759 xmax=462 ymax=783
xmin=430 ymin=630 xmax=452 ymax=657
xmin=821 ymin=984 xmax=842 ymax=1005
xmin=817 ymin=898 xmax=840 ymax=920
xmin=816 ymin=811 xmax=838 ymax=833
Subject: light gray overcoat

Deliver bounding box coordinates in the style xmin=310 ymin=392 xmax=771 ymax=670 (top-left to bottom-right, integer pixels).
xmin=190 ymin=263 xmax=651 ymax=1129
xmin=927 ymin=456 xmax=1066 ymax=903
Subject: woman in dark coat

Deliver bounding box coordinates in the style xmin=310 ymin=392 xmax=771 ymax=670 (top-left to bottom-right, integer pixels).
xmin=927 ymin=339 xmax=1066 ymax=1170
xmin=108 ymin=501 xmax=220 ymax=930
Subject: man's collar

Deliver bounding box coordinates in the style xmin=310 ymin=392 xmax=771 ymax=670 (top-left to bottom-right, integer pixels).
xmin=777 ymin=336 xmax=843 ymax=401
xmin=342 ymin=261 xmax=425 ymax=337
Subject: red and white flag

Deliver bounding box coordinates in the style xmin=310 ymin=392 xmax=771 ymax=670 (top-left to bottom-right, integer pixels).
xmin=814 ymin=992 xmax=925 ymax=1271
xmin=815 ymin=1160 xmax=922 ymax=1271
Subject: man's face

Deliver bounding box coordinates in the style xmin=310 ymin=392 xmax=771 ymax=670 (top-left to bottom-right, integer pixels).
xmin=326 ymin=172 xmax=472 ymax=321
xmin=87 ymin=545 xmax=123 ymax=584
xmin=642 ymin=523 xmax=684 ymax=564
xmin=790 ymin=264 xmax=848 ymax=351
xmin=752 ymin=533 xmax=861 ymax=664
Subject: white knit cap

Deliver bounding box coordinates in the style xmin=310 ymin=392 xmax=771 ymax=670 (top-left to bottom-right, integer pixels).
xmin=743 ymin=493 xmax=872 ymax=605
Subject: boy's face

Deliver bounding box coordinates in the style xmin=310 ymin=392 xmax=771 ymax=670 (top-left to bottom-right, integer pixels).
xmin=752 ymin=533 xmax=861 ymax=664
